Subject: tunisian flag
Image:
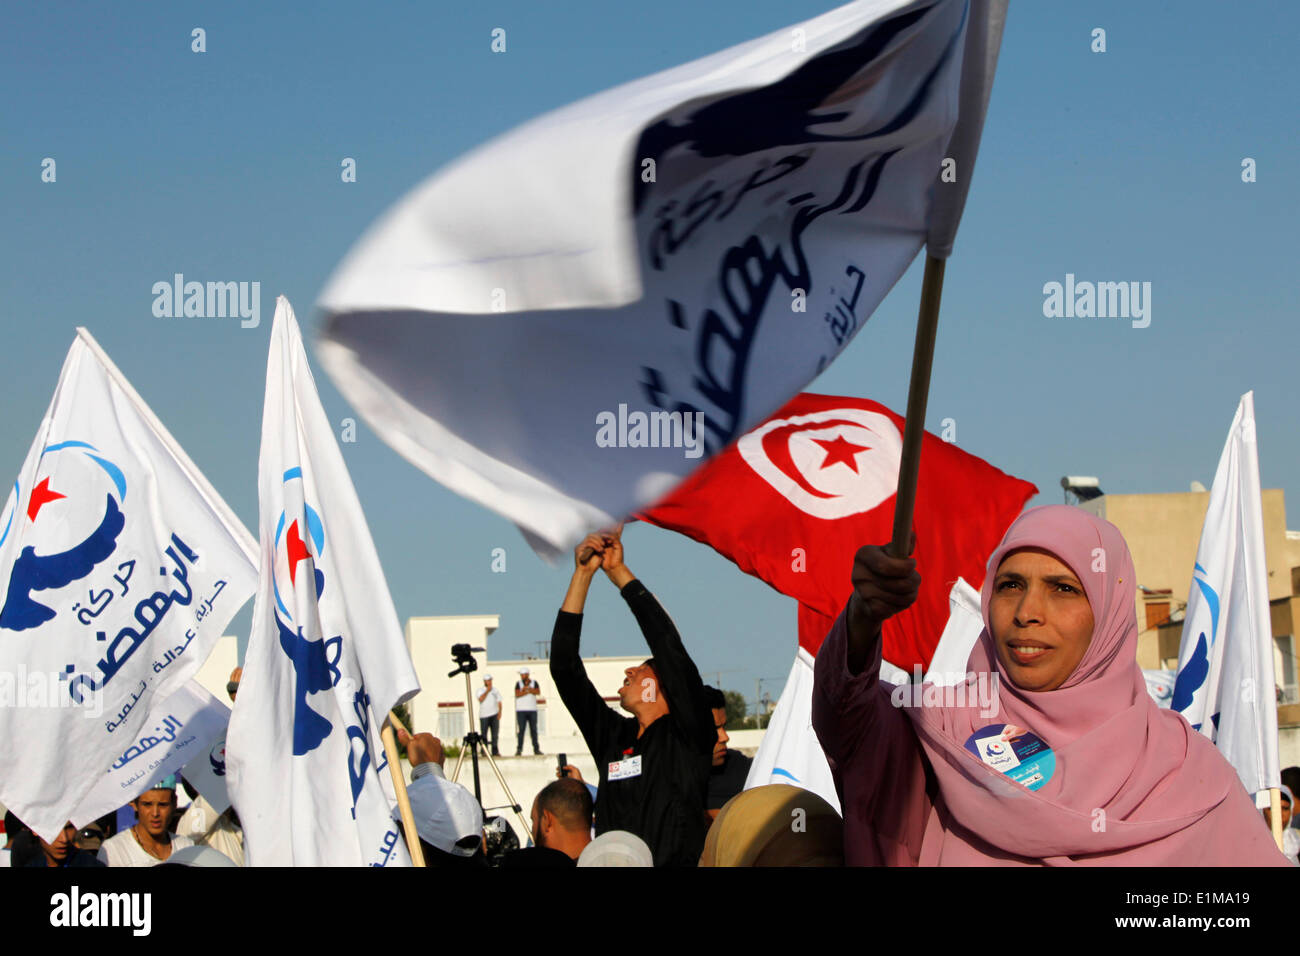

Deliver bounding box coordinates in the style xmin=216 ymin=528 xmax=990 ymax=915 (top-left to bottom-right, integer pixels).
xmin=641 ymin=393 xmax=1035 ymax=671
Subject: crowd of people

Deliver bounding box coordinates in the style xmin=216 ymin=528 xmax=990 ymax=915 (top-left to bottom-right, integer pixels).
xmin=380 ymin=524 xmax=767 ymax=867
xmin=0 ymin=675 xmax=249 ymax=868
xmin=2 ymin=510 xmax=1298 ymax=867
xmin=0 ymin=776 xmax=246 ymax=869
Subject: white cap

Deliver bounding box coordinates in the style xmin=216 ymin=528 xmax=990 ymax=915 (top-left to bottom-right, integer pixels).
xmin=395 ymin=774 xmax=484 ymax=858
xmin=483 ymin=674 xmax=494 ymax=682
xmin=166 ymin=845 xmax=239 ymax=868
xmin=576 ymin=830 xmax=653 ymax=867
xmin=519 ymin=667 xmax=530 ymax=674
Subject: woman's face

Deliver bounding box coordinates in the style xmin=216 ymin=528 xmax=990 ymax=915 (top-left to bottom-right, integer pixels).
xmin=989 ymin=548 xmax=1095 ymax=692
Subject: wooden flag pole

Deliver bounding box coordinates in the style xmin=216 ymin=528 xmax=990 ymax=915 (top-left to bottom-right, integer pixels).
xmin=889 ymin=254 xmax=947 ymax=558
xmin=1270 ymin=787 xmax=1284 ymax=852
xmin=387 ymin=708 xmax=410 ymax=737
xmin=381 ymin=717 xmax=426 ymax=867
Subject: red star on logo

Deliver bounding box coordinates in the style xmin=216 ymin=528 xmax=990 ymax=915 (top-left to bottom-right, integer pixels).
xmin=286 ymin=520 xmax=313 ymax=585
xmin=812 ymin=434 xmax=870 ymax=473
xmin=27 ymin=477 xmax=66 ymax=522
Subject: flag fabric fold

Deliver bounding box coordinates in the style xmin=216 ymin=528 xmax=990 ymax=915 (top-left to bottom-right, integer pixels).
xmin=1172 ymin=392 xmax=1280 ymax=799
xmin=318 ymin=0 xmax=1004 ymax=558
xmin=0 ymin=330 xmax=256 ymax=840
xmin=926 ymin=0 xmax=1006 ymax=257
xmin=226 ymin=297 xmax=420 ymax=866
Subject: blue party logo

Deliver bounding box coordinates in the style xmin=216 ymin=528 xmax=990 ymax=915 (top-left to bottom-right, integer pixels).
xmin=209 ymin=740 xmax=227 ymax=777
xmin=272 ymin=468 xmax=341 ymax=757
xmin=0 ymin=442 xmax=127 ymax=632
xmin=1172 ymin=563 xmax=1222 ymax=731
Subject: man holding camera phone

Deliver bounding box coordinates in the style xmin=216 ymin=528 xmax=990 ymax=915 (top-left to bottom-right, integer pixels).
xmin=514 ymin=666 xmax=543 ymax=756
xmin=549 ymin=527 xmax=715 ymax=866
xmin=477 ymin=675 xmax=502 ymax=757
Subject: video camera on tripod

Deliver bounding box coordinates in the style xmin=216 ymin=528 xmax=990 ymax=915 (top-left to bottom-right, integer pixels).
xmin=448 ymin=643 xmax=482 ymax=678
xmin=444 ymin=643 xmax=533 ymax=850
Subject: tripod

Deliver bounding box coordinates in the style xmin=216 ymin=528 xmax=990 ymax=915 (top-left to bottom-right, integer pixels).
xmin=448 ymin=667 xmax=533 ymax=843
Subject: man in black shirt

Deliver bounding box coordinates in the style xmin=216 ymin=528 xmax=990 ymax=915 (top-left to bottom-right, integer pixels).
xmin=703 ymin=685 xmax=753 ymax=821
xmin=500 ymin=778 xmax=592 ymax=868
xmin=550 ymin=528 xmax=715 ymax=866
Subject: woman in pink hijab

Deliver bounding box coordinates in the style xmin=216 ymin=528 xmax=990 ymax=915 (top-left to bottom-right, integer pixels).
xmin=812 ymin=505 xmax=1289 ymax=865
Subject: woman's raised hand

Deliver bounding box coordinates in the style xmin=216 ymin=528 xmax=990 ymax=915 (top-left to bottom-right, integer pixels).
xmin=845 ymin=535 xmax=920 ymax=671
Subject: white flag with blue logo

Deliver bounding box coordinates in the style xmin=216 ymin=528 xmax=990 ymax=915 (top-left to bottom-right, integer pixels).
xmin=71 ymin=680 xmax=230 ymax=827
xmin=318 ymin=0 xmax=1006 ymax=558
xmin=0 ymin=330 xmax=258 ymax=841
xmin=226 ymin=296 xmax=419 ymax=867
xmin=1171 ymin=392 xmax=1280 ymax=798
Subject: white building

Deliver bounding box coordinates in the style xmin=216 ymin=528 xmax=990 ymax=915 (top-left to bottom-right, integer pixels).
xmin=405 ymin=614 xmax=645 ymax=756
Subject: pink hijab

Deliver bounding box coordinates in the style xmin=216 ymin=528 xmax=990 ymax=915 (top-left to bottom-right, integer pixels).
xmin=903 ymin=505 xmax=1285 ymax=863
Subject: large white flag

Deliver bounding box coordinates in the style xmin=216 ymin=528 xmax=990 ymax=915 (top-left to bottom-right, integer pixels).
xmin=0 ymin=331 xmax=256 ymax=840
xmin=318 ymin=0 xmax=1007 ymax=557
xmin=226 ymin=297 xmax=420 ymax=866
xmin=1172 ymin=392 xmax=1280 ymax=799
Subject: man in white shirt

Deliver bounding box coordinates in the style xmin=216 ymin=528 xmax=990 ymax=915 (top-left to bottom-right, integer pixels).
xmin=514 ymin=666 xmax=543 ymax=756
xmin=477 ymin=674 xmax=502 ymax=757
xmin=175 ymin=789 xmax=244 ymax=866
xmin=97 ymin=777 xmax=193 ymax=867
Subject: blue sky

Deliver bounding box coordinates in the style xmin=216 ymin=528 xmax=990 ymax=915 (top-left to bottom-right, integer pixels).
xmin=3 ymin=1 xmax=1297 ymax=710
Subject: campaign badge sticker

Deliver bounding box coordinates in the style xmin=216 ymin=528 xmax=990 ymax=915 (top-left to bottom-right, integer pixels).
xmin=963 ymin=724 xmax=1055 ymax=791
xmin=608 ymin=754 xmax=643 ymax=781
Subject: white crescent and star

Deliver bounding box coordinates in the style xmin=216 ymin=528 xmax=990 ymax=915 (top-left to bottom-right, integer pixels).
xmin=738 ymin=408 xmax=902 ymax=519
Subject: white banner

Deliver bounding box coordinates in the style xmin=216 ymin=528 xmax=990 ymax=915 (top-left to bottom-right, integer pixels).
xmin=0 ymin=330 xmax=257 ymax=840
xmin=71 ymin=681 xmax=229 ymax=826
xmin=745 ymin=647 xmax=842 ymax=812
xmin=919 ymin=576 xmax=982 ymax=684
xmin=1172 ymin=392 xmax=1280 ymax=797
xmin=226 ymin=297 xmax=420 ymax=866
xmin=318 ymin=0 xmax=1005 ymax=557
